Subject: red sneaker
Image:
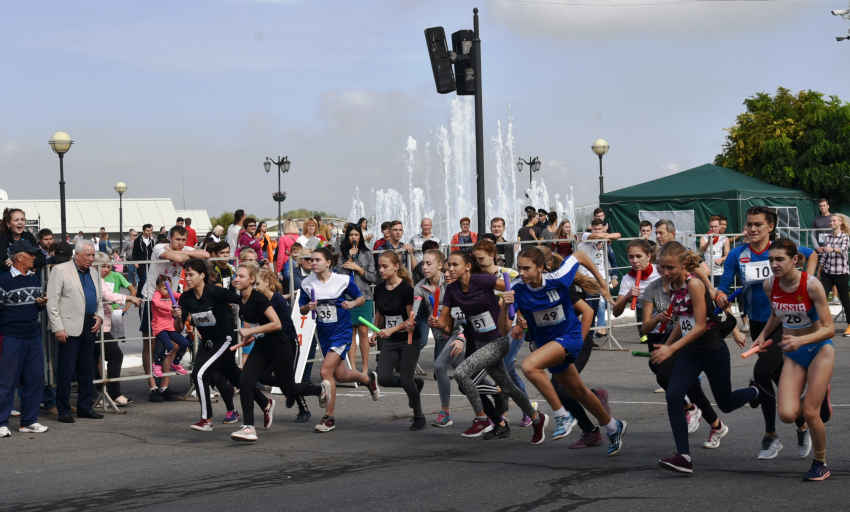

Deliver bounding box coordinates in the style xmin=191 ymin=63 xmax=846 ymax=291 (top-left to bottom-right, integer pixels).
xmin=191 ymin=419 xmax=213 ymax=432
xmin=570 ymin=429 xmax=604 ymax=449
xmin=659 ymin=453 xmax=693 ymax=474
xmin=263 ymin=399 xmax=275 ymax=429
xmin=461 ymin=418 xmax=493 ymax=438
xmin=315 ymin=415 xmax=335 ymax=432
xmin=531 ymin=412 xmax=549 ymax=445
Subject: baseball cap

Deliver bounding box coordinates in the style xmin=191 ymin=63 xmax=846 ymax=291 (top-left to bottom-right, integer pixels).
xmin=8 ymin=239 xmax=40 ymax=256
xmin=52 ymin=242 xmax=74 ymax=263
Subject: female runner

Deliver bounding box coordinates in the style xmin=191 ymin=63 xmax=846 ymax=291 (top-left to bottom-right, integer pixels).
xmin=756 ymin=239 xmax=834 ymax=481
xmin=501 ymin=247 xmax=627 ymax=455
xmin=299 ymin=247 xmax=379 ymax=432
xmin=429 ymin=251 xmax=544 ymax=443
xmin=372 ymin=251 xmax=425 ymax=430
xmin=652 ymin=242 xmax=759 ymax=474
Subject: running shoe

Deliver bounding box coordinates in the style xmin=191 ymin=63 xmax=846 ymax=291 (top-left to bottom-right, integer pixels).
xmin=149 ymin=389 xmax=164 ymax=403
xmin=757 ymin=436 xmax=783 ymax=460
xmin=152 ymin=364 xmax=163 ymax=378
xmin=797 ymin=428 xmax=812 ymax=458
xmin=295 ymin=410 xmax=311 ymax=423
xmin=606 ymin=419 xmax=627 ymax=456
xmin=686 ymin=406 xmax=702 ymax=435
xmin=659 ymin=453 xmax=693 ymax=474
xmin=410 ymin=416 xmax=427 ymax=431
xmin=821 ymin=384 xmax=832 ymax=423
xmin=263 ymin=399 xmax=275 ymax=429
xmin=570 ymin=429 xmax=603 ymax=449
xmin=285 ymin=396 xmax=295 ymax=409
xmin=160 ymin=388 xmax=180 ymax=402
xmin=654 ymin=388 xmax=665 ymax=393
xmin=702 ymin=422 xmax=728 ymax=449
xmin=552 ymin=414 xmax=578 ymax=441
xmin=461 ymin=417 xmax=493 ymax=438
xmin=520 ymin=414 xmax=532 ymax=428
xmin=748 ymin=379 xmax=760 ymax=409
xmin=315 ymin=415 xmax=335 ymax=432
xmin=844 ymin=326 xmax=850 ymax=337
xmin=19 ymin=423 xmax=48 ymax=433
xmin=742 ymin=322 xmax=750 ymax=333
xmin=367 ymin=371 xmax=380 ymax=401
xmin=10 ymin=409 xmax=20 ymax=417
xmin=191 ymin=419 xmax=213 ymax=432
xmin=803 ymin=460 xmax=830 ymax=481
xmin=319 ymin=380 xmax=331 ymax=408
xmin=531 ymin=412 xmax=549 ymax=445
xmin=0 ymin=426 xmax=10 ymax=438
xmin=432 ymin=411 xmax=453 ymax=428
xmin=169 ymin=363 xmax=188 ymax=376
xmin=231 ymin=425 xmax=258 ymax=442
xmin=223 ymin=410 xmax=241 ymax=424
xmin=593 ymin=389 xmax=610 ymax=415
xmin=483 ymin=423 xmax=511 ymax=440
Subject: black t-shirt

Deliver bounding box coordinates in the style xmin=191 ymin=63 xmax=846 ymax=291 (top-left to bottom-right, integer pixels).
xmin=517 ymin=225 xmax=542 ymax=242
xmin=373 ymin=280 xmax=418 ymax=343
xmin=269 ymin=292 xmax=298 ymax=343
xmin=239 ymin=290 xmax=284 ymax=348
xmin=179 ymin=285 xmax=241 ymax=344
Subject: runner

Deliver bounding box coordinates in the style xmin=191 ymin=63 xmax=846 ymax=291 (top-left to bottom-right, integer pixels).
xmin=299 ymin=247 xmax=379 ymax=432
xmin=429 ymin=250 xmax=545 ymax=443
xmin=653 ymin=241 xmax=759 ymax=474
xmin=699 ymin=216 xmax=729 ymax=287
xmin=372 ymin=251 xmax=425 ymax=430
xmin=336 ymin=224 xmax=377 ymax=374
xmin=715 ymin=206 xmax=817 ymax=460
xmin=501 ymin=247 xmax=628 ymax=455
xmin=228 ymin=263 xmax=325 ymax=442
xmin=752 ymin=238 xmax=835 ymax=480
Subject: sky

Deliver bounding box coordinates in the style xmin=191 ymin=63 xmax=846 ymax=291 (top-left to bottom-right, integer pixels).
xmin=1 ymin=0 xmax=849 ymax=223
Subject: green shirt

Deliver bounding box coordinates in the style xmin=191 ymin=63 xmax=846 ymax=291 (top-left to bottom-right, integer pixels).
xmin=102 ymin=271 xmax=131 ymax=310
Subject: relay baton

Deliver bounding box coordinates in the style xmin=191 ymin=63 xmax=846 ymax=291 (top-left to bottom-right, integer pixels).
xmin=503 ymin=272 xmax=515 ymax=320
xmin=310 ymin=289 xmax=316 ymax=319
xmin=659 ymin=302 xmax=674 ymax=334
xmin=432 ymin=288 xmax=441 ymax=317
xmin=429 ymin=295 xmax=435 ymax=312
xmin=630 ymin=270 xmax=642 ymax=311
xmin=714 ymin=288 xmax=742 ymax=315
xmin=742 ymin=339 xmax=772 ymax=359
xmin=164 ymin=281 xmax=178 ymax=306
xmin=631 ymin=351 xmax=651 ymax=357
xmin=358 ymin=317 xmax=381 ymax=333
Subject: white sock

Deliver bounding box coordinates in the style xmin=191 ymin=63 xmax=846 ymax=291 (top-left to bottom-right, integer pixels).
xmin=150 ymin=387 xmax=157 ymax=392
xmin=159 ymin=387 xmax=168 ymax=392
xmin=684 ymin=395 xmax=691 ymax=405
xmin=605 ymin=418 xmax=619 ymax=434
xmin=681 ymin=454 xmax=692 ymax=462
xmin=553 ymin=407 xmax=569 ymax=418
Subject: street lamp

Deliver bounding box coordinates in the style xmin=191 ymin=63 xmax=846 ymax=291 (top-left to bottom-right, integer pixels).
xmin=591 ymin=139 xmax=609 ymax=196
xmin=49 ymin=132 xmax=73 ymax=241
xmin=115 ymin=182 xmax=127 ymax=259
xmin=516 ymin=156 xmax=542 ymax=198
xmin=264 ymin=156 xmax=291 ymax=236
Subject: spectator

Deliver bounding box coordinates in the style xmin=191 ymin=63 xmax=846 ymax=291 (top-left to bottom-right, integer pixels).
xmin=536 ymin=208 xmax=549 ymax=230
xmin=639 ymin=220 xmax=656 ymax=248
xmin=184 ymin=217 xmax=198 ymax=248
xmin=99 ymin=252 xmax=137 ymax=340
xmin=275 ymin=219 xmax=300 ymax=276
xmin=588 ymin=208 xmax=609 ymax=232
xmin=122 ymin=229 xmax=138 ymax=285
xmin=654 ymin=219 xmax=676 ymax=247
xmin=314 ymin=214 xmax=333 ymax=242
xmin=176 ymin=217 xmax=185 ymax=227
xmin=482 ymin=217 xmax=514 ymax=269
xmin=540 ymin=211 xmax=559 ymax=247
xmin=517 ymin=211 xmax=543 ymax=253
xmin=336 ymin=223 xmax=378 ymax=374
xmin=358 ymin=218 xmax=375 ymax=245
xmin=372 ymin=221 xmax=391 ymax=251
xmin=235 ymin=217 xmax=263 ymax=261
xmin=132 ymin=224 xmax=154 ymax=296
xmin=409 ymin=218 xmax=441 ymax=261
xmin=551 ymin=220 xmax=574 ymax=258
xmin=298 ymin=218 xmax=326 ymax=248
xmin=523 ymin=205 xmax=537 ymax=226
xmin=578 ymin=218 xmax=621 ymax=338
xmin=450 ymin=217 xmax=478 ymax=253
xmin=384 ymin=220 xmax=415 ymax=268
xmin=203 ymin=225 xmax=223 ymax=246
xmin=37 ymin=229 xmax=54 ymax=258
xmin=226 ymin=209 xmax=245 ymax=254
xmin=159 ymin=227 xmax=167 ymax=235
xmin=98 ymin=231 xmax=114 ymax=255
xmin=812 ymin=198 xmax=832 ymax=249
xmin=818 ymin=213 xmax=850 ymax=337
xmin=327 ymin=222 xmax=338 ymax=249
xmin=0 ymin=208 xmax=46 ymax=276
xmin=699 ymin=216 xmax=729 ymax=285
xmin=46 ymin=241 xmax=105 ymax=423
xmin=256 ymin=221 xmax=274 ymax=263
xmin=73 ymin=231 xmax=85 ymax=246
xmin=0 ymin=240 xmax=50 ymax=437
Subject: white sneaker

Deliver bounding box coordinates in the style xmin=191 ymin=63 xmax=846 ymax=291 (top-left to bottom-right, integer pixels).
xmin=703 ymin=422 xmax=729 ymax=449
xmin=757 ymin=436 xmax=783 ymax=459
xmin=797 ymin=428 xmax=812 ymax=458
xmin=0 ymin=426 xmax=10 ymax=438
xmin=19 ymin=423 xmax=48 ymax=433
xmin=10 ymin=409 xmax=20 ymax=417
xmin=231 ymin=425 xmax=258 ymax=442
xmin=686 ymin=407 xmax=702 ymax=434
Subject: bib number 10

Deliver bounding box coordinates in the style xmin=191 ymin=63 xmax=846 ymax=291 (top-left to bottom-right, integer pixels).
xmin=745 ymin=261 xmax=771 ymax=282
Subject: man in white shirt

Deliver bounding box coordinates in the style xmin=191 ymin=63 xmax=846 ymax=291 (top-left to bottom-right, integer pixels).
xmin=578 ymin=218 xmax=621 ymax=337
xmin=226 ymin=209 xmax=245 ymax=254
xmin=409 ymin=218 xmax=441 ymax=262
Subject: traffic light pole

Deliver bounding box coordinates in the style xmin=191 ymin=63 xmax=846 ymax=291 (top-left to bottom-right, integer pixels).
xmin=473 ymin=8 xmax=485 ymax=235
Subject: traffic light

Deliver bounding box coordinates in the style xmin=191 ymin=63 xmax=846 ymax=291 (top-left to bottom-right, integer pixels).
xmin=451 ymin=30 xmax=475 ymax=96
xmin=424 ymin=27 xmax=456 ymax=94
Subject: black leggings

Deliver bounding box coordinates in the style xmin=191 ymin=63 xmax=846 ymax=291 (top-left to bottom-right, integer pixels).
xmin=239 ymin=341 xmax=322 ymax=426
xmin=750 ymin=320 xmax=805 ymax=433
xmin=820 ymin=272 xmax=850 ymax=318
xmin=377 ymin=339 xmax=423 ymax=416
xmin=93 ymin=332 xmax=124 ymax=398
xmin=650 ymin=348 xmax=718 ymax=426
xmin=192 ymin=338 xmax=248 ymax=420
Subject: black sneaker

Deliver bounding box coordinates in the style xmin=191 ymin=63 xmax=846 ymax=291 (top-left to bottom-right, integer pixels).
xmin=149 ymin=389 xmax=165 ymax=403
xmin=294 ymin=410 xmax=312 ymax=423
xmin=160 ymin=388 xmax=180 ymax=402
xmin=483 ymin=423 xmax=511 ymax=440
xmin=285 ymin=396 xmax=295 ymax=409
xmin=410 ymin=416 xmax=427 ymax=431
xmin=748 ymin=379 xmax=760 ymax=409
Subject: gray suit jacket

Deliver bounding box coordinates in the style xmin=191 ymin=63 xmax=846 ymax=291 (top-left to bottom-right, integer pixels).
xmin=46 ymin=261 xmax=104 ymax=337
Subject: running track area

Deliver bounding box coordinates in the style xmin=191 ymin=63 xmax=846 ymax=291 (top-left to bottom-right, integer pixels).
xmin=3 ymin=323 xmax=849 ymax=511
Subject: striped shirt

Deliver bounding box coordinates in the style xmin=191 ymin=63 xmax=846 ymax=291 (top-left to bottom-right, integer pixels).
xmin=822 ymin=233 xmax=849 ymax=275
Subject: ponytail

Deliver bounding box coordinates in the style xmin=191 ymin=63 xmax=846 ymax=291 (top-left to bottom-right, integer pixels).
xmin=658 ymin=241 xmax=701 ymax=273
xmin=379 ymin=251 xmax=413 ymax=286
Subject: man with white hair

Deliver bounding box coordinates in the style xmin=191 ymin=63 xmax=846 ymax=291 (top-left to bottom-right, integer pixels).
xmin=47 ymin=241 xmax=104 ymax=424
xmin=409 ymin=218 xmax=441 ymax=262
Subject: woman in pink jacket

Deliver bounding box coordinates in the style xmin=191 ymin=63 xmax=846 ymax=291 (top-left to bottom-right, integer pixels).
xmin=235 ymin=218 xmax=263 ymax=261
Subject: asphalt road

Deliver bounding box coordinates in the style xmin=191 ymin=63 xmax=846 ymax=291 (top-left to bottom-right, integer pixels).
xmin=3 ymin=318 xmax=850 ymax=511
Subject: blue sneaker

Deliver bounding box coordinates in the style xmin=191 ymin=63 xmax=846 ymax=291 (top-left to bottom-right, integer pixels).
xmin=552 ymin=414 xmax=577 ymax=441
xmin=606 ymin=419 xmax=627 ymax=456
xmin=432 ymin=411 xmax=453 ymax=428
xmin=803 ymin=460 xmax=830 ymax=481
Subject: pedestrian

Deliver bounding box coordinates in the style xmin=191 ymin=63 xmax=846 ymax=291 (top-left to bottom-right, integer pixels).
xmin=132 ymin=224 xmax=154 ymax=297
xmin=409 ymin=218 xmax=441 ymax=262
xmin=0 ymin=208 xmax=46 ymax=277
xmin=450 ymin=217 xmax=478 ymax=253
xmin=184 ymin=218 xmax=198 ymax=248
xmin=816 ymin=214 xmax=850 ymax=337
xmin=122 ymin=229 xmax=138 ymax=285
xmin=235 ymin=218 xmax=263 ymax=261
xmin=336 ymin=224 xmax=377 ymax=374
xmin=482 ymin=217 xmax=514 ymax=269
xmin=226 ymin=210 xmax=245 ymax=254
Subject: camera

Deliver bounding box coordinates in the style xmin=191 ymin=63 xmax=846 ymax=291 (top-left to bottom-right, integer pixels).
xmin=832 ymin=9 xmax=850 ymax=16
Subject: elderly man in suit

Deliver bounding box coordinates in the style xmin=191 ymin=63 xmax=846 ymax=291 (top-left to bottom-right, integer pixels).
xmin=47 ymin=241 xmax=105 ymax=423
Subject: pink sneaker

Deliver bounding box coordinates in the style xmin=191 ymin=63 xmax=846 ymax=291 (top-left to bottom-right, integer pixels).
xmin=170 ymin=363 xmax=188 ymax=376
xmin=152 ymin=364 xmax=163 ymax=378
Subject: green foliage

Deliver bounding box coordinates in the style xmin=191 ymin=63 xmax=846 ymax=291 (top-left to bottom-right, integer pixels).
xmin=281 ymin=209 xmax=338 ymax=220
xmin=208 ymin=211 xmax=270 ymax=227
xmin=209 ymin=209 xmax=336 ymax=228
xmin=715 ymin=87 xmax=850 ymax=198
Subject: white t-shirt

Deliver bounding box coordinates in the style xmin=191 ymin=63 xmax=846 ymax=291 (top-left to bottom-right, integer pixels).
xmin=142 ymin=244 xmax=195 ymax=299
xmin=702 ymin=235 xmax=727 ymax=276
xmin=577 ymin=233 xmax=607 ymax=277
xmin=618 ymin=269 xmax=661 ymax=305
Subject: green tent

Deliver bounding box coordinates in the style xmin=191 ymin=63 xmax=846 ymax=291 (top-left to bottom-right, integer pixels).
xmin=599 ymin=163 xmax=819 ymax=275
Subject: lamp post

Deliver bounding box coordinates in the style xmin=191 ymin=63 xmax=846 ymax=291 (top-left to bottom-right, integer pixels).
xmin=516 ymin=156 xmax=542 ymax=197
xmin=264 ymin=156 xmax=291 ymax=236
xmin=591 ymin=139 xmax=609 ymax=196
xmin=115 ymin=182 xmax=127 ymax=258
xmin=48 ymin=132 xmax=73 ymax=241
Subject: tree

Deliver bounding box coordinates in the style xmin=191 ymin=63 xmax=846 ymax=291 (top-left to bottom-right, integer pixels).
xmin=208 ymin=210 xmax=269 ymax=228
xmin=715 ymin=87 xmax=850 ymax=198
xmin=280 ymin=209 xmax=339 ymax=220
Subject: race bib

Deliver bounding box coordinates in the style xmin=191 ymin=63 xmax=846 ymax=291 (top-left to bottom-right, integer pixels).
xmin=744 ymin=261 xmax=771 ymax=282
xmin=193 ymin=309 xmax=216 ymax=326
xmin=532 ymin=305 xmax=565 ymax=327
xmin=469 ymin=311 xmax=496 ymax=333
xmin=385 ymin=315 xmax=403 ymax=329
xmin=781 ymin=311 xmax=811 ymax=328
xmin=678 ymin=315 xmax=695 ymax=336
xmin=451 ymin=307 xmax=466 ymax=323
xmin=316 ymin=303 xmax=338 ymax=323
